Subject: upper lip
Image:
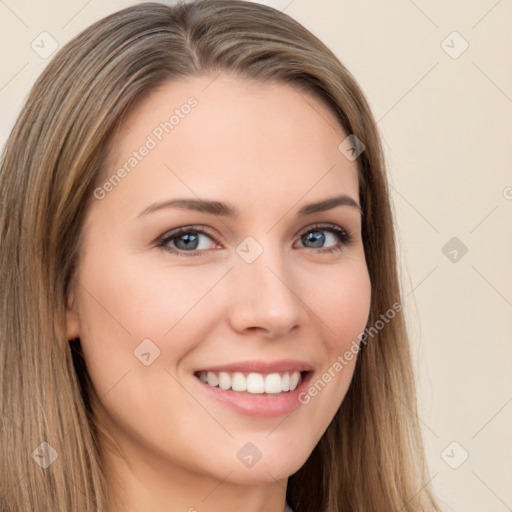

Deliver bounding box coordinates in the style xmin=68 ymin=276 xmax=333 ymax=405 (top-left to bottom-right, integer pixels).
xmin=193 ymin=359 xmax=314 ymax=374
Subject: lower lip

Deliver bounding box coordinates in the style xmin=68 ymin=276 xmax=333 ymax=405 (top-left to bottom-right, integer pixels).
xmin=194 ymin=372 xmax=314 ymax=418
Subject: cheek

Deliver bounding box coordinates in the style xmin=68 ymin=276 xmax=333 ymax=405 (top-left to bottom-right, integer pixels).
xmin=289 ymin=259 xmax=371 ymax=443
xmin=73 ymin=253 xmax=223 ymax=445
xmin=73 ymin=250 xmax=229 ymax=383
xmin=304 ymin=258 xmax=372 ymax=352
xmin=79 ymin=261 xmax=208 ymax=336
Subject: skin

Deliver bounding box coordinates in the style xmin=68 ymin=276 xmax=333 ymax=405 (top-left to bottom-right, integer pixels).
xmin=66 ymin=74 xmax=372 ymax=512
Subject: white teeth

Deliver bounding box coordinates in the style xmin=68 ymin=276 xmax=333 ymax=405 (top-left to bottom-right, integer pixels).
xmin=231 ymin=372 xmax=247 ymax=392
xmin=218 ymin=372 xmax=231 ymax=390
xmin=281 ymin=372 xmax=290 ymax=392
xmin=289 ymin=371 xmax=300 ymax=391
xmin=198 ymin=370 xmax=303 ymax=394
xmin=264 ymin=373 xmax=282 ymax=393
xmin=246 ymin=373 xmax=264 ymax=393
xmin=206 ymin=371 xmax=218 ymax=387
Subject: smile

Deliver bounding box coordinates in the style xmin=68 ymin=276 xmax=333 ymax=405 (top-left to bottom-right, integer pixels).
xmin=195 ymin=370 xmax=303 ymax=394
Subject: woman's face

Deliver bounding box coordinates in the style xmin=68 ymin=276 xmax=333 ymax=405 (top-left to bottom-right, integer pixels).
xmin=66 ymin=75 xmax=371 ymax=487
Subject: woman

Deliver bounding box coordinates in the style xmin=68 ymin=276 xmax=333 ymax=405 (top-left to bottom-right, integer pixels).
xmin=0 ymin=1 xmax=443 ymax=511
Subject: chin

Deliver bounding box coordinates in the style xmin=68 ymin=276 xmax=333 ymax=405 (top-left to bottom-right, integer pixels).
xmin=209 ymin=435 xmax=314 ymax=484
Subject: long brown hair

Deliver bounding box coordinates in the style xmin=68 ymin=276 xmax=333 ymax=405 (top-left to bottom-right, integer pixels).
xmin=0 ymin=1 xmax=442 ymax=510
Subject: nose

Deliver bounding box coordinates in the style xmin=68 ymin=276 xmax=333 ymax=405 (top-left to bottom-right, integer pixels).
xmin=227 ymin=245 xmax=305 ymax=340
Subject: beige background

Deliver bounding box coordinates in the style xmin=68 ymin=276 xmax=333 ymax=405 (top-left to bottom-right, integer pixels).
xmin=1 ymin=1 xmax=511 ymax=510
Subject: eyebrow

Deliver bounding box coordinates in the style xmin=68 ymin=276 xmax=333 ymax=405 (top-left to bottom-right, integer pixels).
xmin=138 ymin=194 xmax=362 ymax=218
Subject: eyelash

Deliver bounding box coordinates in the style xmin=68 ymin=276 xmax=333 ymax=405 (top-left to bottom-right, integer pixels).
xmin=156 ymin=223 xmax=355 ymax=257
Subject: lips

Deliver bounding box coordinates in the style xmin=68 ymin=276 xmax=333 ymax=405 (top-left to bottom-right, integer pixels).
xmin=193 ymin=363 xmax=315 ymax=418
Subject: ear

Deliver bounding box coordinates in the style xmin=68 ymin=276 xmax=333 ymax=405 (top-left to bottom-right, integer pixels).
xmin=65 ymin=290 xmax=81 ymax=340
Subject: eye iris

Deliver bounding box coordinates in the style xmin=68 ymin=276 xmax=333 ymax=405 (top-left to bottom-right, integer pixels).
xmin=303 ymin=230 xmax=325 ymax=248
xmin=175 ymin=233 xmax=199 ymax=250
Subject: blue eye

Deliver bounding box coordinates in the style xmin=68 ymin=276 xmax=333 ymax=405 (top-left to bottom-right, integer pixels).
xmin=296 ymin=224 xmax=353 ymax=253
xmin=156 ymin=226 xmax=218 ymax=256
xmin=156 ymin=223 xmax=354 ymax=257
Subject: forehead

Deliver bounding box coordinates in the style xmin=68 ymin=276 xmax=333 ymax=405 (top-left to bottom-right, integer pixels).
xmin=100 ymin=74 xmax=360 ymax=219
